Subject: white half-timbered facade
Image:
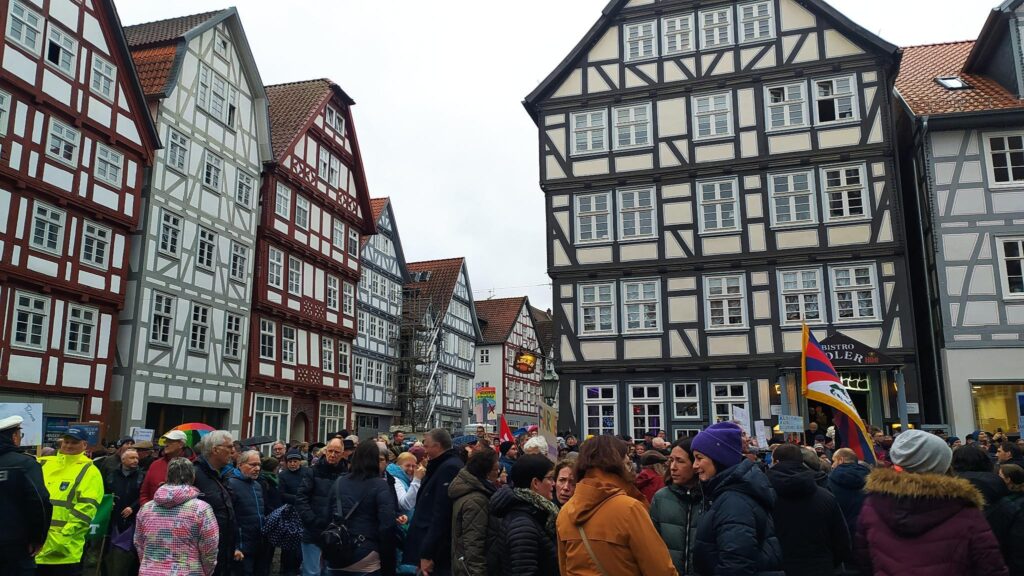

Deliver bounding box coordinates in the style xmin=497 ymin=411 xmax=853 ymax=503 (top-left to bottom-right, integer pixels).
xmin=475 ymin=297 xmax=544 ymax=429
xmin=114 ymin=9 xmax=271 ymax=436
xmin=526 ymin=0 xmax=922 ymax=438
xmin=0 ymin=0 xmax=158 ymax=429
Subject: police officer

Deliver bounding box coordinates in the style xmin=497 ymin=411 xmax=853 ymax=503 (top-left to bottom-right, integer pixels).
xmin=37 ymin=427 xmax=104 ymax=576
xmin=0 ymin=415 xmax=52 ymax=575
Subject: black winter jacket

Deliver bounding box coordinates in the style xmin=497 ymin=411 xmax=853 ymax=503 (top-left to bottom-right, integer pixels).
xmin=490 ymin=486 xmax=558 ymax=576
xmin=104 ymin=466 xmax=143 ymax=532
xmin=404 ymin=449 xmax=461 ymax=569
xmin=226 ymin=474 xmax=266 ymax=554
xmin=258 ymin=471 xmax=283 ymax=512
xmin=328 ymin=474 xmax=397 ymax=575
xmin=828 ymin=462 xmax=869 ymax=538
xmin=296 ymin=458 xmax=347 ymax=542
xmin=989 ymin=492 xmax=1024 ymax=576
xmin=767 ymin=460 xmax=850 ymax=576
xmin=693 ymin=459 xmax=784 ymax=576
xmin=194 ymin=457 xmax=236 ymax=573
xmin=957 ymin=470 xmax=1010 ymax=510
xmin=278 ymin=467 xmax=305 ymax=505
xmin=0 ymin=440 xmax=51 ymax=553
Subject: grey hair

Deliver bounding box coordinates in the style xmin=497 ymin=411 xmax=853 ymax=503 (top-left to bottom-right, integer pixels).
xmin=198 ymin=430 xmax=233 ymax=458
xmin=120 ymin=448 xmax=138 ymax=462
xmin=524 ymin=436 xmax=549 ymax=455
xmin=425 ymin=428 xmax=453 ymax=450
xmin=166 ymin=457 xmax=195 ymax=485
xmin=272 ymin=440 xmax=286 ymax=450
xmin=238 ymin=449 xmax=261 ymax=465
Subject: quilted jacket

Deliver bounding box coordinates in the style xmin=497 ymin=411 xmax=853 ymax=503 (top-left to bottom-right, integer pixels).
xmin=135 ymin=484 xmax=220 ymax=576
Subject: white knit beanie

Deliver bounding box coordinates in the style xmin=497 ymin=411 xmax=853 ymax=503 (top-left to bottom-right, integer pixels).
xmin=889 ymin=429 xmax=952 ymax=474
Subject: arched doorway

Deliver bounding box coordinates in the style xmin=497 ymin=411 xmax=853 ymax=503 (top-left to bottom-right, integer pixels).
xmin=291 ymin=412 xmax=309 ymax=443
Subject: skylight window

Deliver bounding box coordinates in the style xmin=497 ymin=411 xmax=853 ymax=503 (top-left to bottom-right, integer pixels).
xmin=936 ymin=76 xmax=970 ymax=90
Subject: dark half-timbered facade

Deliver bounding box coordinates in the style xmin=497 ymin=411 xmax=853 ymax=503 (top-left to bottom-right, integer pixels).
xmin=475 ymin=297 xmax=544 ymax=429
xmin=0 ymin=0 xmax=158 ymax=431
xmin=526 ymin=0 xmax=923 ymax=438
xmin=247 ymin=79 xmax=375 ymax=444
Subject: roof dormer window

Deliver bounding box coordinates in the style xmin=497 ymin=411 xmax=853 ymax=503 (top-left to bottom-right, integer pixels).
xmin=936 ymin=76 xmax=970 ymax=90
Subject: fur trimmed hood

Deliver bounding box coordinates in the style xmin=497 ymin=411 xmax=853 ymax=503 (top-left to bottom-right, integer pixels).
xmin=865 ymin=468 xmax=985 ymax=508
xmin=864 ymin=468 xmax=986 ymax=538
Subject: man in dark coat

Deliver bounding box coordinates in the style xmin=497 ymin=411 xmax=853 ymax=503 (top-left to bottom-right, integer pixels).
xmin=404 ymin=428 xmax=462 ymax=576
xmin=103 ymin=447 xmax=143 ymax=575
xmin=194 ymin=430 xmax=238 ymax=576
xmin=277 ymin=450 xmax=305 ymax=576
xmin=768 ymin=444 xmax=850 ymax=576
xmin=296 ymin=438 xmax=347 ymax=576
xmin=0 ymin=415 xmax=52 ymax=575
xmin=227 ymin=450 xmax=270 ymax=576
xmin=828 ymin=448 xmax=870 ymax=538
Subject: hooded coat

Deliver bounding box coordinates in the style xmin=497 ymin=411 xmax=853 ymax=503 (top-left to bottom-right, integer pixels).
xmin=135 ymin=484 xmax=220 ymax=576
xmin=226 ymin=474 xmax=265 ymax=555
xmin=556 ymin=469 xmax=678 ymax=576
xmin=649 ymin=483 xmax=702 ymax=576
xmin=490 ymin=486 xmax=558 ymax=576
xmin=766 ymin=460 xmax=850 ymax=576
xmin=449 ymin=468 xmax=497 ymax=576
xmin=636 ymin=467 xmax=667 ymax=503
xmin=854 ymin=468 xmax=1008 ymax=576
xmin=827 ymin=462 xmax=870 ymax=538
xmin=37 ymin=452 xmax=104 ymax=566
xmin=692 ymin=458 xmax=784 ymax=576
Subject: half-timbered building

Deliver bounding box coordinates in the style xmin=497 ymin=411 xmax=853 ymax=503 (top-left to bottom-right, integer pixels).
xmin=475 ymin=297 xmax=544 ymax=429
xmin=352 ymin=198 xmax=408 ymax=437
xmin=0 ymin=0 xmax=158 ymax=430
xmin=115 ymin=9 xmax=271 ymax=436
xmin=247 ymin=78 xmax=375 ymax=444
xmin=525 ymin=0 xmax=923 ymax=438
xmin=896 ymin=1 xmax=1024 ymax=437
xmin=404 ymin=258 xmax=482 ymax=433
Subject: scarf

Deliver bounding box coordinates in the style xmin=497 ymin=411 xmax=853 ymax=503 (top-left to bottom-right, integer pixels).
xmin=387 ymin=463 xmax=411 ymax=488
xmin=513 ymin=487 xmax=560 ymax=537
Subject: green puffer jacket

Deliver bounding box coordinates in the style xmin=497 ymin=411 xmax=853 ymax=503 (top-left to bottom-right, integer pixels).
xmin=449 ymin=467 xmax=497 ymax=576
xmin=649 ymin=482 xmax=703 ymax=576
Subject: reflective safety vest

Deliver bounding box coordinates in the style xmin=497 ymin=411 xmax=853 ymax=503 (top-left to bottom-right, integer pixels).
xmin=37 ymin=452 xmax=104 ymax=565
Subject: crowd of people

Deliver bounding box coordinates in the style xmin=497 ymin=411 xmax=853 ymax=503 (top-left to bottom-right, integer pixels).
xmin=3 ymin=412 xmax=1024 ymax=576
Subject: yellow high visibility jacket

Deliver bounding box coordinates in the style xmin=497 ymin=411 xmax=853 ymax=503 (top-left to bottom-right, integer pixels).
xmin=37 ymin=452 xmax=104 ymax=565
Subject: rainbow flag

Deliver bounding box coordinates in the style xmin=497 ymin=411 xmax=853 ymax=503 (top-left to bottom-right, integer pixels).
xmin=801 ymin=325 xmax=876 ymax=464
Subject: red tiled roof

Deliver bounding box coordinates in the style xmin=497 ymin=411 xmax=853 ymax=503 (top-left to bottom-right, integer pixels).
xmin=129 ymin=45 xmax=177 ymax=96
xmin=475 ymin=297 xmax=528 ymax=345
xmin=530 ymin=306 xmax=554 ymax=354
xmin=123 ymin=10 xmax=223 ymax=47
xmin=361 ymin=198 xmax=390 ymax=247
xmin=405 ymin=258 xmax=465 ymax=318
xmin=896 ymin=41 xmax=1024 ymax=116
xmin=265 ymin=79 xmax=333 ymax=159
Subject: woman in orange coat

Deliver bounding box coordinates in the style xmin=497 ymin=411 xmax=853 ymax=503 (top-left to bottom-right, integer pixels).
xmin=556 ymin=434 xmax=679 ymax=576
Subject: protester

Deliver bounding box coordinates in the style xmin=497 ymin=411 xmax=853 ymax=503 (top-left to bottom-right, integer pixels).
xmin=767 ymin=443 xmax=849 ymax=576
xmin=225 ymin=450 xmax=269 ymax=576
xmin=390 ymin=431 xmax=407 ymax=461
xmin=565 ymin=435 xmax=579 ymax=453
xmin=499 ymin=441 xmax=518 ymax=482
xmin=271 ymin=441 xmax=287 ymax=466
xmin=104 ymin=447 xmax=143 ymax=575
xmin=140 ymin=429 xmax=188 ymax=505
xmin=523 ymin=435 xmax=548 ymax=456
xmin=636 ymin=451 xmax=668 ymax=503
xmin=450 ymin=447 xmax=500 ymax=576
xmin=855 ymin=429 xmax=1008 ymax=575
xmin=135 ymin=440 xmax=156 ymax=472
xmin=276 ymin=450 xmax=305 ymax=576
xmin=97 ymin=436 xmax=135 ymax=477
xmin=650 ymin=437 xmax=702 ymax=576
xmin=997 ymin=442 xmax=1024 ymax=470
xmin=388 ymin=452 xmax=424 ymax=515
xmin=828 ymin=447 xmax=870 ymax=540
xmin=297 ymin=437 xmax=348 ymax=576
xmin=691 ymin=422 xmax=783 ymax=576
xmin=491 ymin=455 xmax=560 ymax=576
xmin=0 ymin=415 xmax=52 ymax=575
xmin=405 ymin=428 xmax=462 ymax=576
xmin=135 ymin=457 xmax=219 ymax=576
xmin=553 ymin=459 xmax=577 ymax=507
xmin=952 ymin=443 xmax=1008 ymax=510
xmin=556 ymin=434 xmax=677 ymax=575
xmin=990 ymin=464 xmax=1024 ymax=575
xmin=194 ymin=430 xmax=238 ymax=576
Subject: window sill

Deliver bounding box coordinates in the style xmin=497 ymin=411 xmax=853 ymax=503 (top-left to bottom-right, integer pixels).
xmin=618 ymin=235 xmax=659 ymax=243
xmin=692 ymin=134 xmax=735 ymax=144
xmin=46 ymin=153 xmax=78 ymax=169
xmin=187 ymin=348 xmax=210 ymax=356
xmin=765 ymin=125 xmax=811 ymax=135
xmin=10 ymin=343 xmax=46 ymax=353
xmin=704 ymin=325 xmax=750 ymax=333
xmin=814 ymin=118 xmax=861 ymax=129
xmin=770 ymin=222 xmax=819 ymax=231
xmin=149 ymin=341 xmax=173 ymax=349
xmin=700 ymin=42 xmax=736 ymax=51
xmin=739 ymin=36 xmax=776 ymax=46
xmin=663 ymin=49 xmax=696 ymax=58
xmin=823 ymin=216 xmax=871 ymax=225
xmin=569 ymin=149 xmax=609 ymax=158
xmin=698 ymin=229 xmax=741 ymax=237
xmin=831 ymin=318 xmax=882 ymax=326
xmin=622 ymin=330 xmax=662 ymax=337
xmin=80 ymin=261 xmax=110 ymax=272
xmin=157 ymin=251 xmax=181 ymax=260
xmin=613 ymin=143 xmax=655 ymax=153
xmin=624 ymin=55 xmax=659 ymax=64
xmin=575 ymin=239 xmax=614 ymax=247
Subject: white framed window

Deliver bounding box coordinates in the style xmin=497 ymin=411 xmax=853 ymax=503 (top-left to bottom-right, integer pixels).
xmin=998 ymin=238 xmax=1024 ymax=299
xmin=663 ymin=14 xmax=695 ymax=55
xmin=325 ymin=106 xmax=346 ymax=134
xmin=196 ymin=227 xmax=216 ymax=270
xmin=571 ymin=110 xmax=608 ymax=156
xmin=213 ymin=32 xmax=230 ymax=60
xmin=329 ymin=156 xmax=342 ymax=188
xmin=319 ymin=402 xmax=347 ymax=443
xmin=622 ymin=279 xmax=660 ymax=333
xmin=332 ymin=220 xmax=345 ymax=249
xmin=202 ymin=150 xmax=223 ymax=191
xmin=700 ymin=7 xmax=733 ymax=49
xmin=275 ymin=183 xmax=291 ymax=219
xmin=348 ymin=228 xmax=360 ymax=257
xmin=6 ymin=1 xmax=42 ymax=54
xmin=618 ymin=187 xmax=656 ymax=240
xmin=338 ymin=342 xmax=350 ymax=375
xmin=704 ymin=274 xmax=747 ymax=329
xmin=985 ymin=133 xmax=1024 ymax=187
xmin=149 ymin=292 xmax=175 ymax=346
xmin=287 ymin=256 xmax=302 ymax=296
xmin=229 ymin=242 xmax=248 ymax=282
xmin=692 ymin=92 xmax=732 ymax=140
xmin=253 ymin=395 xmax=290 ymax=445
xmin=711 ymin=382 xmax=750 ymax=427
xmin=167 ymin=129 xmax=190 ymax=172
xmin=65 ymin=304 xmax=97 ymax=357
xmin=45 ymin=24 xmax=77 ymax=76
xmin=90 ymin=54 xmax=116 ymax=100
xmin=13 ymin=291 xmax=49 ymax=350
xmin=629 ymin=383 xmax=663 ymax=440
xmin=575 ymin=192 xmax=612 ymax=244
xmin=224 ymin=313 xmax=242 ymax=359
xmin=739 ymin=1 xmax=775 ymax=43
xmin=778 ymin=268 xmax=824 ymax=325
xmin=830 ymin=263 xmax=879 ymax=322
xmin=583 ymin=384 xmax=617 ymax=437
xmin=480 ymin=349 xmax=490 ymax=364
xmin=47 ymin=120 xmax=79 ymax=165
xmin=235 ymin=172 xmax=254 ymax=208
xmin=579 ymin=282 xmax=616 ymax=336
xmin=343 ymin=282 xmax=355 ymax=315
xmin=821 ymin=164 xmax=868 ymax=222
xmin=94 ymin=145 xmax=124 ymax=186
xmin=188 ymin=303 xmax=210 ymax=353
xmin=281 ymin=326 xmax=297 ymax=365
xmin=613 ymin=103 xmax=652 ymax=150
xmin=267 ymin=247 xmax=284 ymax=289
xmin=624 ymin=20 xmax=657 ymax=61
xmin=30 ymin=202 xmax=66 ymax=255
xmin=672 ymin=382 xmax=701 ymax=419
xmin=769 ymin=170 xmax=816 ymax=227
xmin=322 ymin=337 xmax=335 ymax=372
xmin=295 ymin=196 xmax=310 ymax=231
xmin=0 ymin=90 xmax=10 ymax=136
xmin=327 ymin=275 xmax=339 ymax=311
xmin=259 ymin=319 xmax=275 ymax=360
xmin=675 ymin=427 xmax=704 ymax=439
xmin=814 ymin=75 xmax=859 ymax=124
xmin=698 ymin=178 xmax=740 ymax=233
xmin=318 ymin=148 xmax=330 ymax=182
xmin=198 ymin=65 xmax=237 ymax=127
xmin=765 ymin=82 xmax=808 ymax=131
xmin=80 ymin=221 xmax=111 ymax=269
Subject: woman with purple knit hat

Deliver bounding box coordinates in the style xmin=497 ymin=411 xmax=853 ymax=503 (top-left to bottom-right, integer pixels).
xmin=690 ymin=422 xmax=784 ymax=576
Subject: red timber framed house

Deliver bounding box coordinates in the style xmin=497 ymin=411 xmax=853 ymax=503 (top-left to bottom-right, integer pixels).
xmin=0 ymin=0 xmax=158 ymax=430
xmin=246 ymin=79 xmax=375 ymax=444
xmin=474 ymin=297 xmax=544 ymax=429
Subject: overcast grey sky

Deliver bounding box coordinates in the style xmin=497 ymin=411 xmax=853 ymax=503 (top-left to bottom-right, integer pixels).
xmin=118 ymin=1 xmax=994 ymax=311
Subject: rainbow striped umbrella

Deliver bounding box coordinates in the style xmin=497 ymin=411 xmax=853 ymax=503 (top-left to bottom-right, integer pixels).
xmin=159 ymin=422 xmax=215 ymax=448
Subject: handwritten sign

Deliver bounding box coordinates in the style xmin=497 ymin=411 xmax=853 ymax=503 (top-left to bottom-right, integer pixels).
xmin=0 ymin=403 xmax=43 ymax=446
xmin=778 ymin=414 xmax=805 ymax=434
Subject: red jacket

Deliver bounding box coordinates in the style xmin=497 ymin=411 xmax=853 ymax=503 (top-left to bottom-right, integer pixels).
xmin=635 ymin=468 xmax=665 ymax=504
xmin=139 ymin=455 xmax=173 ymax=506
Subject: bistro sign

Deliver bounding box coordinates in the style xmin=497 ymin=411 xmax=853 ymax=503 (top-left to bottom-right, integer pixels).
xmin=817 ymin=333 xmax=899 ymax=368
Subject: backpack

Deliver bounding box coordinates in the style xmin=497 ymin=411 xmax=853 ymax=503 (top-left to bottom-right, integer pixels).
xmin=263 ymin=504 xmax=303 ymax=551
xmin=484 ymin=514 xmax=507 ymax=576
xmin=319 ymin=488 xmax=366 ymax=568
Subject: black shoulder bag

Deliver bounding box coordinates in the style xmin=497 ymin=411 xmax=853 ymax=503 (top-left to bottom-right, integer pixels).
xmin=320 ymin=487 xmax=366 ymax=567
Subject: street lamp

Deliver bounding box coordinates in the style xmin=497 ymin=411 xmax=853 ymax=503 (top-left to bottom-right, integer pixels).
xmin=541 ymin=371 xmax=559 ymax=407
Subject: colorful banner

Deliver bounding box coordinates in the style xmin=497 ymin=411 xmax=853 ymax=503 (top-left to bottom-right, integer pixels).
xmin=474 ymin=385 xmax=496 ymax=423
xmin=499 ymin=414 xmax=514 ymax=443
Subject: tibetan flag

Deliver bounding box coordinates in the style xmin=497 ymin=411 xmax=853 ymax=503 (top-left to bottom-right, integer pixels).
xmin=801 ymin=325 xmax=876 ymax=464
xmin=499 ymin=414 xmax=514 ymax=444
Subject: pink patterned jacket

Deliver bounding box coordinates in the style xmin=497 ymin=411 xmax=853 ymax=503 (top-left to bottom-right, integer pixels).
xmin=135 ymin=484 xmax=220 ymax=576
